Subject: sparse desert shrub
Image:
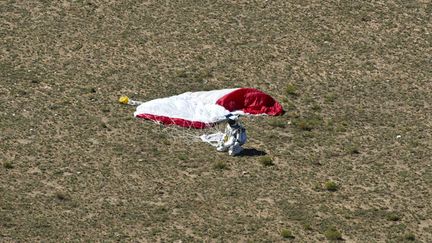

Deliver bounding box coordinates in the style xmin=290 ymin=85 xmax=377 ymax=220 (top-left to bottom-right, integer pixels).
xmin=176 ymin=69 xmax=188 ymax=78
xmin=303 ymin=223 xmax=313 ymax=231
xmin=293 ymin=117 xmax=322 ymax=131
xmin=324 ymin=93 xmax=338 ymax=103
xmin=55 ymin=192 xmax=69 ymax=201
xmin=386 ymin=212 xmax=402 ymax=221
xmin=403 ymin=232 xmax=415 ymax=241
xmin=311 ymin=103 xmax=322 ymax=111
xmin=3 ymin=161 xmax=14 ymax=169
xmin=260 ymin=156 xmax=274 ymax=166
xmin=324 ymin=227 xmax=342 ymax=241
xmin=285 ymin=84 xmax=298 ymax=96
xmin=347 ymin=145 xmax=360 ymax=154
xmin=325 ymin=180 xmax=338 ymax=191
xmin=296 ymin=120 xmax=314 ymax=131
xmin=269 ymin=119 xmax=286 ymax=128
xmin=100 ymin=122 xmax=109 ymax=129
xmin=213 ymin=161 xmax=228 ymax=170
xmin=280 ymin=229 xmax=295 ymax=239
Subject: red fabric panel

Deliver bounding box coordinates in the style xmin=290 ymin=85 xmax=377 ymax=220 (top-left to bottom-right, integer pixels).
xmin=136 ymin=114 xmax=210 ymax=129
xmin=216 ymin=88 xmax=284 ymax=115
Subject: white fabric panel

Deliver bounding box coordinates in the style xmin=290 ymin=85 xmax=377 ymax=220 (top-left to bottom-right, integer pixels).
xmin=200 ymin=132 xmax=224 ymax=147
xmin=134 ymin=88 xmax=240 ymax=123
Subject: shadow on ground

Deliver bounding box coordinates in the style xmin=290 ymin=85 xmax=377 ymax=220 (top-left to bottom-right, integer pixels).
xmin=239 ymin=148 xmax=267 ymax=157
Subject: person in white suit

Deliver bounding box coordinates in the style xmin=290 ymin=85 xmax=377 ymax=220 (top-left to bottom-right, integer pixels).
xmin=217 ymin=114 xmax=247 ymax=156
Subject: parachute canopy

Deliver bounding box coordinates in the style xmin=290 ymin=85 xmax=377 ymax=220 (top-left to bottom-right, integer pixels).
xmin=134 ymin=88 xmax=284 ymax=128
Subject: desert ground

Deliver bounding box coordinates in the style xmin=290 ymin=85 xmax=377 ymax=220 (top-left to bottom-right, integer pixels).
xmin=1 ymin=0 xmax=431 ymax=242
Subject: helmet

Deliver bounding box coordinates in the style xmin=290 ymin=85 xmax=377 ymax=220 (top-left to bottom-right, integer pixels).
xmin=226 ymin=114 xmax=239 ymax=126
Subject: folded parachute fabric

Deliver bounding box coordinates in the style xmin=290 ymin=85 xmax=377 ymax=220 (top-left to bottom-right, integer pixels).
xmin=133 ymin=88 xmax=284 ymax=129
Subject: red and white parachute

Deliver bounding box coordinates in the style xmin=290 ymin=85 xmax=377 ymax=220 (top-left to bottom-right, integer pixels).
xmin=120 ymin=88 xmax=283 ymax=128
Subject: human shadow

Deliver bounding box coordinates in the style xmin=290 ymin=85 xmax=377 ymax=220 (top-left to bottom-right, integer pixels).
xmin=239 ymin=148 xmax=267 ymax=157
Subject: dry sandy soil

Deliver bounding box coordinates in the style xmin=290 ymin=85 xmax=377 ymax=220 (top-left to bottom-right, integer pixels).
xmin=1 ymin=0 xmax=431 ymax=242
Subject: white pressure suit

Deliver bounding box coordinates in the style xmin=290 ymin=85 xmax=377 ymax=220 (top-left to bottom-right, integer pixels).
xmin=217 ymin=117 xmax=247 ymax=156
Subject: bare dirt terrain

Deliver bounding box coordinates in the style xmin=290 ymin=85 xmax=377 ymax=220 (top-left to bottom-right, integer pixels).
xmin=1 ymin=0 xmax=431 ymax=242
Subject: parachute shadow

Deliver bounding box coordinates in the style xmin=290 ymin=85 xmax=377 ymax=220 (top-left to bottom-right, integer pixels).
xmin=239 ymin=148 xmax=267 ymax=157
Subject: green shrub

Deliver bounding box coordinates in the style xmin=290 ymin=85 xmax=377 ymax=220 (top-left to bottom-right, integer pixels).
xmin=296 ymin=120 xmax=314 ymax=131
xmin=324 ymin=93 xmax=338 ymax=103
xmin=55 ymin=192 xmax=70 ymax=201
xmin=386 ymin=212 xmax=401 ymax=221
xmin=303 ymin=223 xmax=313 ymax=231
xmin=403 ymin=232 xmax=415 ymax=241
xmin=280 ymin=229 xmax=295 ymax=239
xmin=213 ymin=161 xmax=228 ymax=170
xmin=260 ymin=156 xmax=274 ymax=166
xmin=324 ymin=227 xmax=342 ymax=241
xmin=3 ymin=161 xmax=13 ymax=169
xmin=347 ymin=145 xmax=360 ymax=154
xmin=285 ymin=84 xmax=298 ymax=96
xmin=311 ymin=103 xmax=322 ymax=111
xmin=325 ymin=180 xmax=338 ymax=191
xmin=293 ymin=117 xmax=322 ymax=131
xmin=269 ymin=119 xmax=286 ymax=128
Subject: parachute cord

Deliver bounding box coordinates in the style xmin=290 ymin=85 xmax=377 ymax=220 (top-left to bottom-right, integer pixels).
xmin=152 ymin=118 xmax=226 ymax=145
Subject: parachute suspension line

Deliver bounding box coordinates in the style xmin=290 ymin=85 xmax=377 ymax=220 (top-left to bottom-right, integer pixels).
xmin=156 ymin=123 xmax=201 ymax=144
xmin=150 ymin=117 xmax=227 ymax=145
